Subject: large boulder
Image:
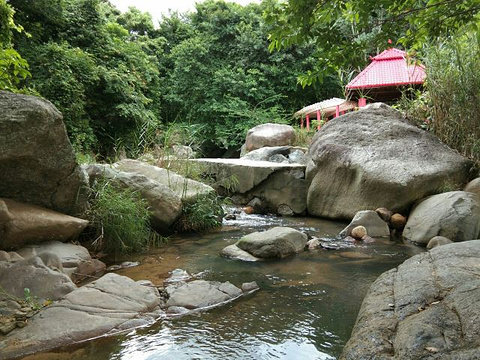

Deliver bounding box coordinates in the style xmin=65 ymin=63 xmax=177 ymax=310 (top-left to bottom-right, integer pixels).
xmin=0 ymin=256 xmax=76 ymax=301
xmin=403 ymin=191 xmax=480 ymax=246
xmin=114 ymin=159 xmax=214 ymax=202
xmin=245 ymin=123 xmax=295 ymax=152
xmin=341 ymin=240 xmax=480 ymax=360
xmin=0 ymin=198 xmax=89 ymax=250
xmin=339 ymin=210 xmax=390 ymax=238
xmin=83 ymin=164 xmax=182 ymax=232
xmin=465 ymin=177 xmax=480 ymax=198
xmin=0 ymin=91 xmax=88 ymax=215
xmin=306 ymin=103 xmax=473 ymax=220
xmin=0 ymin=273 xmax=162 ymax=360
xmin=235 ymin=227 xmax=307 ymax=259
xmin=15 ymin=241 xmax=105 ymax=283
xmin=195 ymin=158 xmax=307 ymax=215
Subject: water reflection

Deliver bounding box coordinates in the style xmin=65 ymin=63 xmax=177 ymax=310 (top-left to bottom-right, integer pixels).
xmin=24 ymin=211 xmax=424 ymax=360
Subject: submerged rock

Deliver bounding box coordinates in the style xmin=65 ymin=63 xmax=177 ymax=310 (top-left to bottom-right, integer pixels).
xmin=0 ymin=91 xmax=88 ymax=215
xmin=0 ymin=198 xmax=88 ymax=250
xmin=0 ymin=273 xmax=162 ymax=360
xmin=341 ymin=240 xmax=480 ymax=360
xmin=221 ymin=244 xmax=261 ymax=262
xmin=306 ymin=103 xmax=473 ymax=220
xmin=403 ymin=191 xmax=480 ymax=245
xmin=165 ymin=280 xmax=243 ymax=310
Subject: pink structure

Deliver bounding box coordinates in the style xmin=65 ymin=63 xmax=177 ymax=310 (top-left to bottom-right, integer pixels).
xmin=295 ymin=98 xmax=357 ymax=131
xmin=346 ymin=48 xmax=426 ymax=106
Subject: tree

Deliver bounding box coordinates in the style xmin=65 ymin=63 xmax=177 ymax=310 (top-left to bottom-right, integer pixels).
xmin=0 ymin=0 xmax=30 ymax=91
xmin=264 ymin=0 xmax=480 ymax=85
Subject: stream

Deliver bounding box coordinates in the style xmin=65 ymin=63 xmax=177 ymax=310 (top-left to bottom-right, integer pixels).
xmin=25 ymin=210 xmax=424 ymax=360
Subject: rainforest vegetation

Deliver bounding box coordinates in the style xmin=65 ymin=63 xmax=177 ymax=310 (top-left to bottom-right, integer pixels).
xmin=1 ymin=0 xmax=479 ymax=162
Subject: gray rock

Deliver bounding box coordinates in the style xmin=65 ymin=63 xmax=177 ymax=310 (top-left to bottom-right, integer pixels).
xmin=288 ymin=149 xmax=307 ymax=164
xmin=241 ymin=145 xmax=307 ymax=165
xmin=83 ymin=164 xmax=182 ymax=232
xmin=341 ymin=240 xmax=480 ymax=360
xmin=0 ymin=250 xmax=10 ymax=261
xmin=269 ymin=154 xmax=289 ymax=163
xmin=15 ymin=241 xmax=105 ymax=282
xmin=245 ymin=123 xmax=295 ymax=152
xmin=247 ymin=197 xmax=265 ymax=213
xmin=0 ymin=273 xmax=162 ymax=360
xmin=465 ymin=177 xmax=480 ymax=198
xmin=306 ymin=238 xmax=321 ymax=250
xmin=165 ymin=268 xmax=191 ymax=283
xmin=0 ymin=198 xmax=88 ymax=251
xmin=194 ymin=158 xmax=307 ymax=215
xmin=166 ymin=306 xmax=190 ymax=315
xmin=241 ymin=281 xmax=259 ymax=292
xmin=242 ymin=146 xmax=292 ymax=161
xmin=0 ymin=91 xmax=88 ymax=215
xmin=403 ymin=191 xmax=480 ymax=245
xmin=426 ymin=236 xmax=453 ymax=250
xmin=165 ymin=280 xmax=243 ymax=310
xmin=277 ymin=204 xmax=294 ymax=216
xmin=340 ymin=210 xmax=390 ymax=238
xmin=0 ymin=256 xmax=76 ymax=301
xmin=306 ymin=104 xmax=473 ymax=220
xmin=236 ymin=227 xmax=307 ymax=259
xmin=114 ymin=159 xmax=214 ymax=202
xmin=220 ymin=244 xmax=260 ymax=262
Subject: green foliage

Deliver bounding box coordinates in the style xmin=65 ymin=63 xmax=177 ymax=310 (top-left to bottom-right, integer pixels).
xmin=396 ymin=32 xmax=480 ymax=165
xmin=292 ymin=127 xmax=315 ymax=148
xmin=174 ymin=192 xmax=224 ymax=233
xmin=8 ymin=0 xmax=343 ymax=155
xmin=23 ymin=288 xmax=42 ymax=310
xmin=265 ymin=0 xmax=480 ymax=86
xmin=88 ymin=178 xmax=161 ymax=254
xmin=0 ymin=0 xmax=30 ymax=92
xmin=162 ymin=0 xmax=342 ymax=151
xmin=27 ymin=42 xmax=98 ymax=151
xmin=424 ymin=32 xmax=480 ymax=164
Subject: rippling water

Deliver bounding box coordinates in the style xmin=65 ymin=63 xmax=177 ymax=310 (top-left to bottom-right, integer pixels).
xmin=25 ymin=210 xmax=424 ymax=360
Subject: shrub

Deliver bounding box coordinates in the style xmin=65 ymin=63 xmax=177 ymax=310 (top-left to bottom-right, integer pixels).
xmin=174 ymin=192 xmax=224 ymax=233
xmin=424 ymin=33 xmax=480 ymax=164
xmin=88 ymin=179 xmax=162 ymax=254
xmin=293 ymin=126 xmax=316 ymax=148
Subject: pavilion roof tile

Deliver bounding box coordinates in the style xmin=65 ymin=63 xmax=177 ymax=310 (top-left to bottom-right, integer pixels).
xmin=346 ymin=48 xmax=426 ymax=90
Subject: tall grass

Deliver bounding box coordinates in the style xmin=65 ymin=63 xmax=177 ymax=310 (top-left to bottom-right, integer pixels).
xmin=88 ymin=179 xmax=163 ymax=254
xmin=174 ymin=192 xmax=225 ymax=233
xmin=424 ymin=33 xmax=480 ymax=164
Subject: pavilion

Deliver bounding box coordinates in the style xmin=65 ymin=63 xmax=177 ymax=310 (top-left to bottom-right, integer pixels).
xmin=294 ymin=97 xmax=357 ymax=131
xmin=346 ymin=47 xmax=426 ymax=106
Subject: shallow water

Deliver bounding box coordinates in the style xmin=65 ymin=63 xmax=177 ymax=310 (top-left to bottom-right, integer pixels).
xmin=26 ymin=211 xmax=424 ymax=360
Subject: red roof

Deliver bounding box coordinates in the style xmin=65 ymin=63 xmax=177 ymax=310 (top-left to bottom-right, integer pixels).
xmin=346 ymin=48 xmax=426 ymax=90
